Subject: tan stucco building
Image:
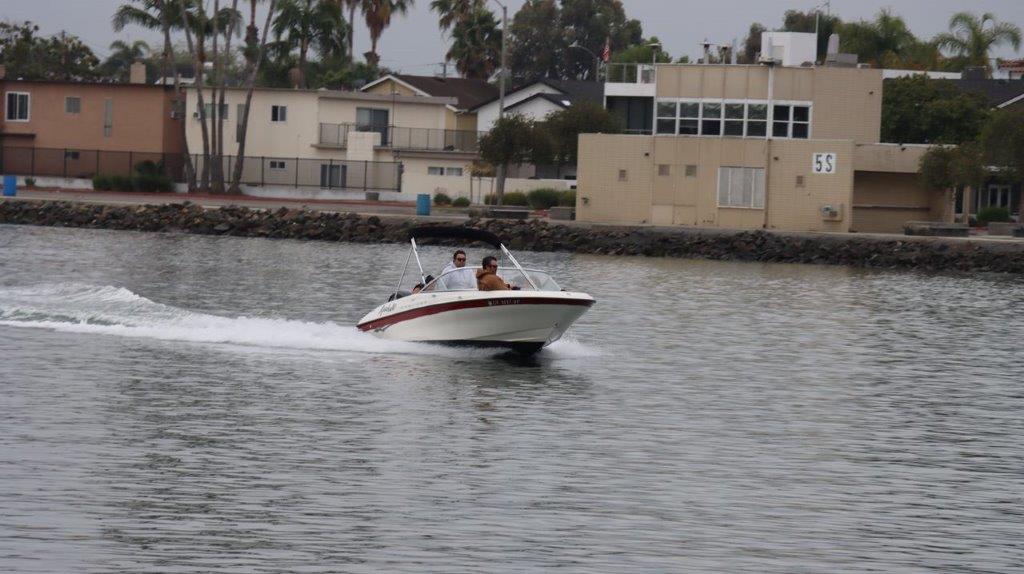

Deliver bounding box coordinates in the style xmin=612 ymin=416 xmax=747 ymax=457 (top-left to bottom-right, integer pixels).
xmin=580 ymin=64 xmax=949 ymax=233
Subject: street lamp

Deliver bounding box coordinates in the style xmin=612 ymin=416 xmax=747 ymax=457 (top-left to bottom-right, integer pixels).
xmin=569 ymin=43 xmax=601 ymax=81
xmin=648 ymin=42 xmax=662 ymax=66
xmin=490 ymin=0 xmax=508 ymax=119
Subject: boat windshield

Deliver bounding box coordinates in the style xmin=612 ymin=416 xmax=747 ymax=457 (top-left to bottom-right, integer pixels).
xmin=422 ymin=267 xmax=561 ymax=292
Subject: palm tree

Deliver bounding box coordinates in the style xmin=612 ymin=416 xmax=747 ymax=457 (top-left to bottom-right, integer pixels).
xmin=935 ymin=12 xmax=1022 ymax=70
xmin=445 ymin=6 xmax=500 ymax=79
xmin=341 ymin=0 xmax=361 ymax=65
xmin=430 ymin=0 xmax=482 ymax=32
xmin=102 ymin=39 xmax=150 ymax=81
xmin=272 ymin=0 xmax=344 ymax=87
xmin=360 ymin=0 xmax=413 ymax=68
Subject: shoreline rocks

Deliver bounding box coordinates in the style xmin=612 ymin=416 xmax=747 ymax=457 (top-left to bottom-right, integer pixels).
xmin=2 ymin=200 xmax=1024 ymax=273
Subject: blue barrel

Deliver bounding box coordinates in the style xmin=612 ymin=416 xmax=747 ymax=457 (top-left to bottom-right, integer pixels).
xmin=2 ymin=175 xmax=16 ymax=197
xmin=416 ymin=193 xmax=431 ymax=216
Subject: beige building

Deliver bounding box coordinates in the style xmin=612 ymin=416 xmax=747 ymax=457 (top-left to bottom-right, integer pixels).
xmin=580 ymin=64 xmax=949 ymax=233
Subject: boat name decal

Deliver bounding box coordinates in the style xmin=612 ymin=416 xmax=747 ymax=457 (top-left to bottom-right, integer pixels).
xmin=487 ymin=299 xmax=521 ymax=306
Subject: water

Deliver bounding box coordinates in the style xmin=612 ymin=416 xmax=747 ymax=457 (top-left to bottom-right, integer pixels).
xmin=1 ymin=224 xmax=1023 ymax=573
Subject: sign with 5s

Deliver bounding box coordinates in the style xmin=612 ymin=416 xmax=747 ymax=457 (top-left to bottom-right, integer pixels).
xmin=812 ymin=152 xmax=837 ymax=174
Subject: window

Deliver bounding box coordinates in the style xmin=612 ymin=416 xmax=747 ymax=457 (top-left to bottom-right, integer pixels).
xmin=717 ymin=167 xmax=765 ymax=209
xmin=356 ymin=107 xmax=389 ymax=145
xmin=269 ymin=160 xmax=287 ymax=170
xmin=65 ymin=96 xmax=81 ymax=114
xmin=771 ymin=104 xmax=811 ymax=139
xmin=747 ymin=104 xmax=767 ymax=137
xmin=658 ymin=164 xmax=671 ymax=176
xmin=445 ymin=167 xmax=463 ymax=176
xmin=271 ymin=105 xmax=287 ymax=122
xmin=428 ymin=166 xmax=444 ymax=175
xmin=103 ymin=99 xmax=113 ymax=137
xmin=791 ymin=106 xmax=810 ymax=139
xmin=772 ymin=105 xmax=790 ymax=138
xmin=656 ymin=101 xmax=677 ymax=135
xmin=701 ymin=103 xmax=722 ymax=136
xmin=724 ymin=103 xmax=745 ymax=136
xmin=201 ymin=102 xmax=229 ymax=120
xmin=320 ymin=164 xmax=346 ymax=188
xmin=5 ymin=92 xmax=30 ymax=121
xmin=428 ymin=166 xmax=464 ymax=176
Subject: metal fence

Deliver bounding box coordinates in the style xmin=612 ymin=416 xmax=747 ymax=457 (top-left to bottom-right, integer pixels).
xmin=319 ymin=123 xmax=483 ymax=153
xmin=0 ymin=146 xmax=403 ymax=192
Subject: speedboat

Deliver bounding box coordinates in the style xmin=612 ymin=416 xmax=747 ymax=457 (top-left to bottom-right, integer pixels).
xmin=357 ymin=226 xmax=595 ymax=355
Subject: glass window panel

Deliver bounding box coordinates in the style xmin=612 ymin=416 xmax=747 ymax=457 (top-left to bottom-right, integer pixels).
xmin=656 ymin=119 xmax=677 ymax=134
xmin=773 ymin=105 xmax=790 ymax=121
xmin=773 ymin=122 xmax=789 ymax=138
xmin=717 ymin=168 xmax=730 ymax=206
xmin=725 ymin=104 xmax=745 ymax=119
xmin=679 ymin=103 xmax=700 ymax=118
xmin=678 ymin=119 xmax=699 ymax=135
xmin=741 ymin=168 xmax=754 ymax=207
xmin=702 ymin=119 xmax=721 ymax=136
xmin=724 ymin=120 xmax=744 ymax=136
xmin=702 ymin=103 xmax=722 ymax=118
xmin=746 ymin=121 xmax=767 ymax=137
xmin=793 ymin=106 xmax=810 ymax=122
xmin=792 ymin=123 xmax=809 ymax=139
xmin=656 ymin=101 xmax=677 ymax=118
xmin=748 ymin=104 xmax=767 ymax=120
xmin=753 ymin=169 xmax=766 ymax=208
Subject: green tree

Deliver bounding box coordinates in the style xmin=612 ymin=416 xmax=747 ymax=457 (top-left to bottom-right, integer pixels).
xmin=507 ymin=0 xmax=562 ymax=81
xmin=271 ymin=0 xmax=345 ymax=88
xmin=0 ymin=22 xmax=100 ymax=80
xmin=610 ymin=35 xmax=671 ymax=65
xmin=558 ymin=0 xmax=642 ymax=80
xmin=935 ymin=12 xmax=1022 ymax=72
xmin=980 ymin=108 xmax=1024 ymax=182
xmin=101 ymin=39 xmax=150 ymax=81
xmin=739 ymin=23 xmax=765 ymax=64
xmin=882 ymin=75 xmax=991 ymax=144
xmin=360 ymin=0 xmax=413 ymax=68
xmin=429 ymin=0 xmax=482 ymax=32
xmin=445 ymin=7 xmax=501 ymax=79
xmin=541 ymin=100 xmax=622 ymax=166
xmin=919 ymin=143 xmax=986 ymax=214
xmin=840 ymin=9 xmax=917 ymax=68
xmin=479 ymin=114 xmax=550 ymax=204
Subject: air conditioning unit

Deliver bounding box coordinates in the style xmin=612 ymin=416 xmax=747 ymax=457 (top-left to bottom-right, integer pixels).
xmin=820 ymin=204 xmax=844 ymax=221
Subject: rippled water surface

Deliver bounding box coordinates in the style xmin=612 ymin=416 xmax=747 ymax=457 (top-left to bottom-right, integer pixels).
xmin=2 ymin=224 xmax=1023 ymax=573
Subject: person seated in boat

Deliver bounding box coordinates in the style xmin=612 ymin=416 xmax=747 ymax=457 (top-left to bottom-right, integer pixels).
xmin=438 ymin=249 xmax=477 ymax=290
xmin=476 ymin=256 xmax=511 ymax=291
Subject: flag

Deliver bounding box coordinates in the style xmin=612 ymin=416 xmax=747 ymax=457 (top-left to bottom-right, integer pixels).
xmin=601 ymin=37 xmax=611 ymax=62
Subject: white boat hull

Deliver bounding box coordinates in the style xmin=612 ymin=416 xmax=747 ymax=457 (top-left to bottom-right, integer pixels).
xmin=357 ymin=291 xmax=594 ymax=354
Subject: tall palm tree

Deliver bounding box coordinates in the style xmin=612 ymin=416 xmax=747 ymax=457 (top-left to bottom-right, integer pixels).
xmin=445 ymin=6 xmax=499 ymax=79
xmin=360 ymin=0 xmax=413 ymax=68
xmin=430 ymin=0 xmax=482 ymax=32
xmin=935 ymin=12 xmax=1022 ymax=70
xmin=102 ymin=39 xmax=151 ymax=81
xmin=341 ymin=0 xmax=361 ymax=65
xmin=272 ymin=0 xmax=344 ymax=87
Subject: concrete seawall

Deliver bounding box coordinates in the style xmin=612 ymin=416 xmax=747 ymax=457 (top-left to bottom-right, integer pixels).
xmin=3 ymin=200 xmax=1024 ymax=273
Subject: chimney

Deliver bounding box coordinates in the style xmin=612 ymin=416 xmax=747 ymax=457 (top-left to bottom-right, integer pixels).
xmin=129 ymin=62 xmax=146 ymax=84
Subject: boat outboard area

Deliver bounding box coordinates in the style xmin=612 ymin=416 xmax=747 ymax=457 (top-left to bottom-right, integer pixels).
xmin=357 ymin=226 xmax=595 ymax=355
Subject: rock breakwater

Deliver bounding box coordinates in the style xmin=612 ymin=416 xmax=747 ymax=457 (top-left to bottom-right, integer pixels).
xmin=2 ymin=200 xmax=1023 ymax=273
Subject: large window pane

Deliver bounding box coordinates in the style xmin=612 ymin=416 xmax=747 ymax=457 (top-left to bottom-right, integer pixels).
xmin=702 ymin=119 xmax=721 ymax=136
xmin=773 ymin=105 xmax=790 ymax=121
xmin=679 ymin=103 xmax=700 ymax=118
xmin=725 ymin=104 xmax=745 ymax=119
xmin=656 ymin=101 xmax=677 ymax=118
xmin=724 ymin=120 xmax=744 ymax=136
xmin=747 ymin=121 xmax=767 ymax=137
xmin=748 ymin=104 xmax=767 ymax=120
xmin=702 ymin=103 xmax=722 ymax=118
xmin=679 ymin=119 xmax=699 ymax=135
xmin=793 ymin=106 xmax=810 ymax=122
xmin=656 ymin=119 xmax=677 ymax=134
xmin=773 ymin=122 xmax=789 ymax=138
xmin=792 ymin=123 xmax=809 ymax=139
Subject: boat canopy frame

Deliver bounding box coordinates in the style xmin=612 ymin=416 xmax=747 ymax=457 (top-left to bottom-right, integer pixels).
xmin=391 ymin=226 xmax=539 ymax=299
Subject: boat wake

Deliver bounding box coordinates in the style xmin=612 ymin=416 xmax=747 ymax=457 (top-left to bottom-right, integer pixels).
xmin=0 ymin=284 xmax=598 ymax=359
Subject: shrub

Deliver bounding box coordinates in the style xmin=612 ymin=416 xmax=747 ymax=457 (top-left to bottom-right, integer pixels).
xmin=558 ymin=190 xmax=577 ymax=207
xmin=133 ymin=173 xmax=174 ymax=193
xmin=503 ymin=191 xmax=529 ymax=206
xmin=110 ymin=174 xmax=134 ymax=192
xmin=452 ymin=197 xmax=470 ymax=207
xmin=92 ymin=174 xmax=113 ymax=191
xmin=433 ymin=192 xmax=452 ymax=206
xmin=977 ymin=206 xmax=1011 ymax=226
xmin=527 ymin=188 xmax=562 ymax=210
xmin=134 ymin=160 xmax=163 ymax=176
xmin=24 ymin=177 xmax=36 ymax=187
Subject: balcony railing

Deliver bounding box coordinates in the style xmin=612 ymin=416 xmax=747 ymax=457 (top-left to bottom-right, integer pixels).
xmin=605 ymin=63 xmax=656 ymax=84
xmin=318 ymin=123 xmax=483 ymax=153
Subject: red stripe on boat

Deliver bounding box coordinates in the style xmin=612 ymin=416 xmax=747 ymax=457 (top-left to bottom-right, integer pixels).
xmin=357 ymin=297 xmax=594 ymax=332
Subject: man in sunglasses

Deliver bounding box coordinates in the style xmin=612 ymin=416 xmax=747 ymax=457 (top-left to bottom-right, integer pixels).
xmin=476 ymin=255 xmax=510 ymax=291
xmin=438 ymin=249 xmax=478 ymax=290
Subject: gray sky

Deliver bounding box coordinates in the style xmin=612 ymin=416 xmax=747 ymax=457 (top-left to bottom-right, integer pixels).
xmin=2 ymin=0 xmax=1022 ymax=72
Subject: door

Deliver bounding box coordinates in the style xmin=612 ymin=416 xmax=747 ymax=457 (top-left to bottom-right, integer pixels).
xmin=320 ymin=164 xmax=346 ymax=188
xmin=356 ymin=108 xmax=389 ymax=146
xmin=988 ymin=185 xmax=1011 ymax=209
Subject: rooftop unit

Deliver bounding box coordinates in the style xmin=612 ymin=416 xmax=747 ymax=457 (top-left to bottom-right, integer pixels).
xmin=759 ymin=32 xmax=817 ymax=66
